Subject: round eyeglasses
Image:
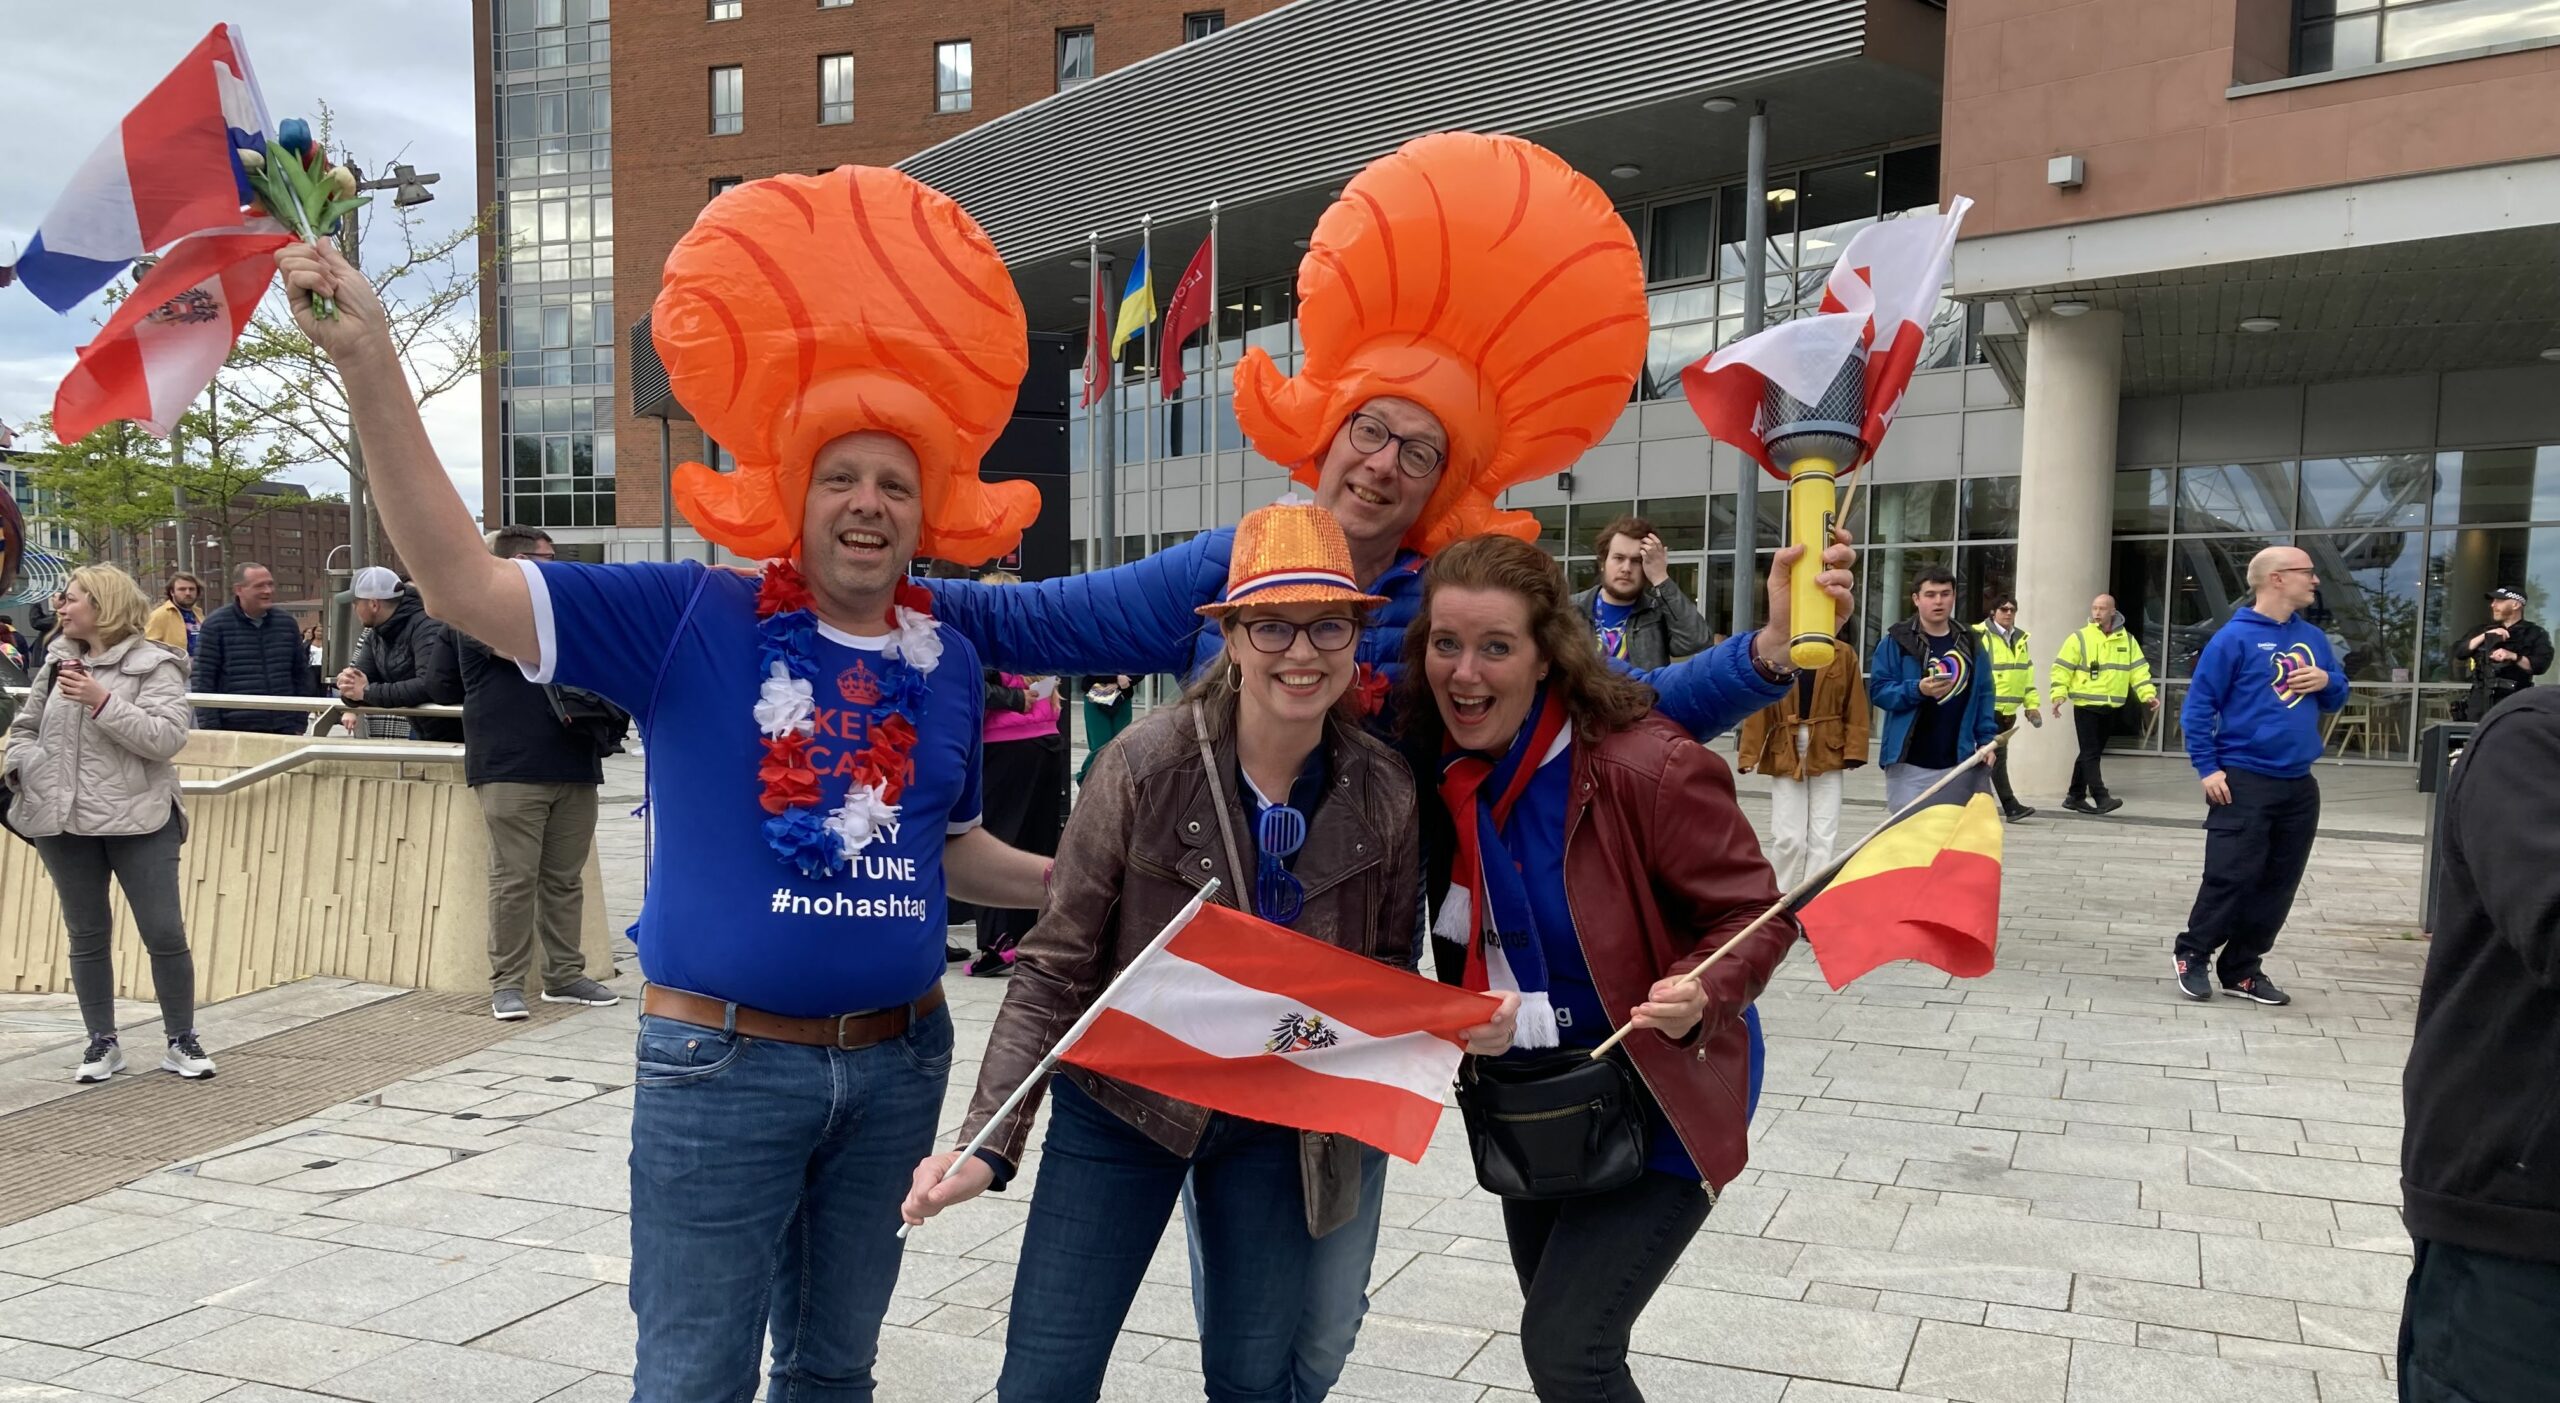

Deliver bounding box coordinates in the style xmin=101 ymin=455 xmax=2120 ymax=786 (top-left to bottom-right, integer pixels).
xmin=1243 ymin=616 xmax=1361 ymax=654
xmin=1345 ymin=411 xmax=1446 ymax=479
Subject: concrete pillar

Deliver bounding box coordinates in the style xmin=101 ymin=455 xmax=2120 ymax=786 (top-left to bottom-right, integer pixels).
xmin=2012 ymin=309 xmax=2124 ymax=797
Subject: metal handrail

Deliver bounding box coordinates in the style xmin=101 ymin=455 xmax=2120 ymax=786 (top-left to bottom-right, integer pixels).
xmin=179 ymin=741 xmax=466 ymax=795
xmin=1 ymin=688 xmax=462 ymax=718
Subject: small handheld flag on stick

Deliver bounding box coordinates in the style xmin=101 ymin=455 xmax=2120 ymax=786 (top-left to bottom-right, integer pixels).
xmin=1586 ymin=734 xmax=2008 ymax=1060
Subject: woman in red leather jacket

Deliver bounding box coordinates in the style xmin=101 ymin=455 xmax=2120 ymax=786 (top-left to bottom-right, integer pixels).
xmin=1404 ymin=534 xmax=1798 ymax=1403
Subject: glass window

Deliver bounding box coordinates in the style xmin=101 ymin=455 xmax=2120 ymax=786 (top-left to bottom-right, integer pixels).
xmin=1961 ymin=475 xmax=2021 ymax=540
xmin=2177 ymin=462 xmax=2295 ymax=534
xmin=1958 ymin=544 xmax=2017 ymax=623
xmin=2433 ymin=445 xmax=2560 ymax=525
xmin=820 ymin=0 xmax=852 ymax=6
xmin=2115 ymin=468 xmax=2173 ymax=534
xmin=1862 ymin=546 xmax=1953 ymax=629
xmin=2300 ymin=454 xmax=2431 ymax=529
xmin=1184 ymin=11 xmax=1225 ymax=40
xmin=1647 ymin=195 xmax=1716 ymax=284
xmin=1870 ymin=480 xmax=1957 ymax=545
xmin=709 ymin=175 xmax=741 ymax=201
xmin=1056 ymin=28 xmax=1094 ymax=89
xmin=1527 ymin=505 xmax=1566 ymax=556
xmin=1880 ymin=144 xmax=1941 ymax=215
xmin=2112 ymin=538 xmax=2171 ymax=674
xmin=2423 ymin=525 xmax=2560 ymax=681
xmin=2298 ymin=530 xmax=2423 ymax=682
xmin=709 ymin=66 xmax=743 ymax=135
xmin=2384 ymin=0 xmax=2560 ymax=63
xmin=2167 ymin=534 xmax=2276 ymax=675
xmin=1797 ymin=160 xmax=1880 ymax=269
xmin=1567 ymin=560 xmax=1599 ymax=595
xmin=935 ymin=40 xmax=972 ymax=112
xmin=819 ymin=55 xmax=854 ymax=123
xmin=1641 ymin=319 xmax=1715 ymax=402
xmin=709 ymin=0 xmax=738 ymax=18
xmin=1639 ymin=496 xmax=1707 ymax=552
xmin=1571 ymin=501 xmax=1634 ymax=557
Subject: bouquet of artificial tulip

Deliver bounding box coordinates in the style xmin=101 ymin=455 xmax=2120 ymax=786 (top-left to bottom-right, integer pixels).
xmin=239 ymin=118 xmax=368 ymax=318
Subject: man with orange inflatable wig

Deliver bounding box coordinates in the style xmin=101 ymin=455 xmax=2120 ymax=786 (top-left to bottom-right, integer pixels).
xmin=277 ymin=167 xmax=1053 ymax=1402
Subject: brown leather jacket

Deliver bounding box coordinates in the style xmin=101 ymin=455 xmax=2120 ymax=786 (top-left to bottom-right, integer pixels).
xmin=1735 ymin=644 xmax=1870 ymax=781
xmin=963 ymin=698 xmax=1422 ymax=1229
xmin=1546 ymin=713 xmax=1799 ymax=1190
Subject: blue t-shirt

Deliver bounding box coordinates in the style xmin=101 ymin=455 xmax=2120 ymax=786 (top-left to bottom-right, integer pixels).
xmin=1592 ymin=596 xmax=1636 ymax=662
xmin=1495 ymin=736 xmax=1763 ymax=1182
xmin=1902 ymin=629 xmax=1975 ymax=770
xmin=520 ymin=560 xmax=984 ymax=1017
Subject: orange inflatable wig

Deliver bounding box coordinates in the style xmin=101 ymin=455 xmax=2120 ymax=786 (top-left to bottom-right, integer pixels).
xmin=651 ymin=167 xmax=1039 ymax=566
xmin=1232 ymin=133 xmax=1648 ymax=557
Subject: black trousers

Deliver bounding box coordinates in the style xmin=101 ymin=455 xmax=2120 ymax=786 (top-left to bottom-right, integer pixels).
xmin=2399 ymin=1237 xmax=2560 ymax=1402
xmin=1503 ymin=1170 xmax=1712 ymax=1402
xmin=1990 ymin=712 xmax=2023 ymax=812
xmin=958 ymin=734 xmax=1067 ymax=953
xmin=2173 ymin=768 xmax=2320 ymax=984
xmin=2067 ymin=704 xmax=2122 ymax=800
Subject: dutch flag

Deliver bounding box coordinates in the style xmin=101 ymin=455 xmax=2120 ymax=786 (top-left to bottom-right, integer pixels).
xmin=8 ymin=24 xmax=274 ymax=314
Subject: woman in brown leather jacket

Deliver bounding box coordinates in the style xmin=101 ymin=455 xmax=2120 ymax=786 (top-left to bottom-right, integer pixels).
xmin=902 ymin=501 xmax=1517 ymax=1402
xmin=1406 ymin=535 xmax=1797 ymax=1403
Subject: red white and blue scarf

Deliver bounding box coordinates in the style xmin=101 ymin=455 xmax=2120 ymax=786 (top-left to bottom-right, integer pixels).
xmin=1434 ymin=686 xmax=1572 ymax=1050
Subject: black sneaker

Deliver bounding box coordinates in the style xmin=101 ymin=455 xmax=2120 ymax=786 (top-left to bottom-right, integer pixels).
xmin=2093 ymin=795 xmax=2126 ymax=815
xmin=161 ymin=1032 xmax=216 ymax=1079
xmin=966 ymin=948 xmax=1018 ymax=978
xmin=2062 ymin=796 xmax=2096 ymax=814
xmin=2004 ymin=805 xmax=2036 ymax=821
xmin=2224 ymin=975 xmax=2291 ymax=1006
xmin=945 ymin=944 xmax=970 ymax=963
xmin=76 ymin=1036 xmax=124 ymax=1084
xmin=2174 ymin=956 xmax=2212 ymax=1001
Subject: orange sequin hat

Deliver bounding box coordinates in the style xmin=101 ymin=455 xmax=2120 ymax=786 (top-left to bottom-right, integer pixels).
xmin=1196 ymin=499 xmax=1390 ymax=617
xmin=1232 ymin=133 xmax=1648 ymax=557
xmin=651 ymin=167 xmax=1039 ymax=566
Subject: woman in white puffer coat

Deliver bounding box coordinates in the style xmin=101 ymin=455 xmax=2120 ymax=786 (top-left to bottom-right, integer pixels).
xmin=2 ymin=564 xmax=214 ymax=1083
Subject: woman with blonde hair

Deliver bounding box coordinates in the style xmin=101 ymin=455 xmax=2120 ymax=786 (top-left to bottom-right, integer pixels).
xmin=2 ymin=564 xmax=213 ymax=1083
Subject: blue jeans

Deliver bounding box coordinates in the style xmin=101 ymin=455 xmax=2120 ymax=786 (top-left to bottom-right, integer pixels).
xmin=999 ymin=1078 xmax=1315 ymax=1402
xmin=1182 ymin=1145 xmax=1387 ymax=1402
xmin=627 ymin=1004 xmax=954 ymax=1403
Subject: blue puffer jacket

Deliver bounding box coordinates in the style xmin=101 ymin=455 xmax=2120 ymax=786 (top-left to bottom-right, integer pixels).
xmin=1868 ymin=616 xmax=2001 ymax=768
xmin=924 ymin=527 xmax=1787 ymax=742
xmin=190 ymin=603 xmax=314 ymax=734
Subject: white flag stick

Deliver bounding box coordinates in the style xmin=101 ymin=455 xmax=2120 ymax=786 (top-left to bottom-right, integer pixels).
xmin=1585 ymin=737 xmax=2005 ymax=1059
xmin=899 ymin=878 xmax=1222 ymax=1239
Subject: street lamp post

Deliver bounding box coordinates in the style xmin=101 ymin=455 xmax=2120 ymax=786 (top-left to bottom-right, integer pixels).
xmin=335 ymin=162 xmax=440 ymax=572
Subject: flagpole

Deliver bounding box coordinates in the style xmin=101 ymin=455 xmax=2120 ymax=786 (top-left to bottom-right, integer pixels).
xmin=1584 ymin=736 xmax=2009 ymax=1059
xmin=1085 ymin=231 xmax=1103 ymax=573
xmin=1207 ymin=200 xmax=1221 ymax=530
xmin=900 ymin=879 xmax=1224 ymax=1238
xmin=1140 ymin=215 xmax=1157 ymax=563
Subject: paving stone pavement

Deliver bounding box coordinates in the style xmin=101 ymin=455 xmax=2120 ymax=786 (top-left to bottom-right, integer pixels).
xmin=0 ymin=751 xmax=2428 ymax=1402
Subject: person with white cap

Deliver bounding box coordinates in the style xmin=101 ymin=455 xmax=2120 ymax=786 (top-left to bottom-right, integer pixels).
xmin=336 ymin=565 xmax=463 ymax=742
xmin=2453 ymin=586 xmax=2550 ymax=721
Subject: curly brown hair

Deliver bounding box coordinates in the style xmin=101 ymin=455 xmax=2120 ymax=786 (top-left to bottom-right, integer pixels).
xmin=1399 ymin=535 xmax=1654 ymax=752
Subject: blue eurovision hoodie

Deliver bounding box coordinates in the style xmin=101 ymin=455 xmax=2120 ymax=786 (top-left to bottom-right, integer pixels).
xmin=2180 ymin=607 xmax=2349 ymax=779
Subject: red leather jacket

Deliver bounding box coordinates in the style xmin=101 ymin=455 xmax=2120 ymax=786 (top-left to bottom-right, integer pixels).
xmin=1480 ymin=712 xmax=1798 ymax=1191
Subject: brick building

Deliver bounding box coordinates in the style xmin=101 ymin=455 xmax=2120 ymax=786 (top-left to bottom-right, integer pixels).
xmin=474 ymin=0 xmax=1279 ymax=561
xmin=129 ymin=481 xmax=399 ymax=611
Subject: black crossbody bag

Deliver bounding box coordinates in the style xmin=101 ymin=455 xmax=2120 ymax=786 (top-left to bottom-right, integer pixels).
xmin=1454 ymin=1044 xmax=1649 ymax=1200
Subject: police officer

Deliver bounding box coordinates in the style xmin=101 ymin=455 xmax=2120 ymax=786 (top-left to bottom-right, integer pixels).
xmin=1973 ymin=596 xmax=2038 ymax=821
xmin=2453 ymin=587 xmax=2551 ymax=721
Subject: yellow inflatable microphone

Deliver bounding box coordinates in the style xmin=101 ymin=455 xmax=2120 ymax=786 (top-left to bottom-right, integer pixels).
xmin=1760 ymin=359 xmax=1868 ymax=672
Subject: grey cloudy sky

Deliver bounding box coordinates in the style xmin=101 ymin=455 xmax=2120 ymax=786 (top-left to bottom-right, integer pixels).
xmin=0 ymin=0 xmax=483 ymax=512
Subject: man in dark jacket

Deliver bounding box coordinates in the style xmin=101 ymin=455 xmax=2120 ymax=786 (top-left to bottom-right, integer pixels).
xmin=1565 ymin=515 xmax=1710 ymax=670
xmin=2399 ymin=686 xmax=2560 ymax=1401
xmin=336 ymin=566 xmax=463 ymax=742
xmin=433 ymin=528 xmax=617 ymax=1021
xmin=2451 ymin=586 xmax=2551 ymax=721
xmin=191 ymin=562 xmax=314 ymax=734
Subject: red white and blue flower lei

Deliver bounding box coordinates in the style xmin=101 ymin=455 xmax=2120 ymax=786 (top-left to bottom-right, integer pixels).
xmin=750 ymin=560 xmax=943 ymax=878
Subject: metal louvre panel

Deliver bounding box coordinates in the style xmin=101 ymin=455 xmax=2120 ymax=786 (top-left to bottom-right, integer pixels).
xmin=899 ymin=0 xmax=1866 ymax=265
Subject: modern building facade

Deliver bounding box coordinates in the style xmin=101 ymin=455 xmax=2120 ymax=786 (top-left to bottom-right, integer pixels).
xmin=473 ymin=0 xmax=1284 ymax=561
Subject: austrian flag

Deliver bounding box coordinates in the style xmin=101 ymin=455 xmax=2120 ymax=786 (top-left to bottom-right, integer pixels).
xmin=1060 ymin=902 xmax=1498 ymax=1162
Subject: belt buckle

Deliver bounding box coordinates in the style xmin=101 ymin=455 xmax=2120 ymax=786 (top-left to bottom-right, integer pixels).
xmin=833 ymin=1012 xmax=864 ymax=1050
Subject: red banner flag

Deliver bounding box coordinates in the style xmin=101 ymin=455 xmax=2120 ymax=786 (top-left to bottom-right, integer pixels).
xmin=1158 ymin=233 xmax=1214 ymax=396
xmin=1080 ymin=260 xmax=1112 ymax=408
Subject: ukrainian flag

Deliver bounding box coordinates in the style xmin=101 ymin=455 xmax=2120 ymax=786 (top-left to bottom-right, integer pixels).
xmin=1110 ymin=246 xmax=1155 ymax=357
xmin=1790 ymin=766 xmax=2003 ymax=989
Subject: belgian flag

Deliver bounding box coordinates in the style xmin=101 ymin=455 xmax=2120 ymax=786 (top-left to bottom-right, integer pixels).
xmin=1791 ymin=765 xmax=2004 ymax=989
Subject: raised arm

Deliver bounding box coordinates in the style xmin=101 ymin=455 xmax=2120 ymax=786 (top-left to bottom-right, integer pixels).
xmin=277 ymin=241 xmax=534 ymax=662
xmin=924 ymin=530 xmax=1235 ymax=678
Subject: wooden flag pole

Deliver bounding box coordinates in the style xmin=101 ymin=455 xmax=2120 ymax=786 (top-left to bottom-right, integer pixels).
xmin=1584 ymin=733 xmax=2011 ymax=1060
xmin=898 ymin=879 xmax=1222 ymax=1239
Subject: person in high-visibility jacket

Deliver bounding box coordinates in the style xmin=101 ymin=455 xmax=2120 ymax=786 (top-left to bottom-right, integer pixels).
xmin=2049 ymin=593 xmax=2158 ymax=814
xmin=1973 ymin=597 xmax=2039 ymax=821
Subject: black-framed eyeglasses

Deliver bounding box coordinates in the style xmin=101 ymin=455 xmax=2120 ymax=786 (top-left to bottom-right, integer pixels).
xmin=1256 ymin=804 xmax=1307 ymax=924
xmin=1344 ymin=411 xmax=1446 ymax=479
xmin=1243 ymin=616 xmax=1360 ymax=654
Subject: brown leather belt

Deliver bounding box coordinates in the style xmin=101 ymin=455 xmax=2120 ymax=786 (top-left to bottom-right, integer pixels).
xmin=641 ymin=982 xmax=946 ymax=1050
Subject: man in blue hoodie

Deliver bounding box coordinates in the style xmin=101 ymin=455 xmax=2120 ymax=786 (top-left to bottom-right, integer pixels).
xmin=2174 ymin=546 xmax=2348 ymax=1006
xmin=1868 ymin=568 xmax=2001 ymax=811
